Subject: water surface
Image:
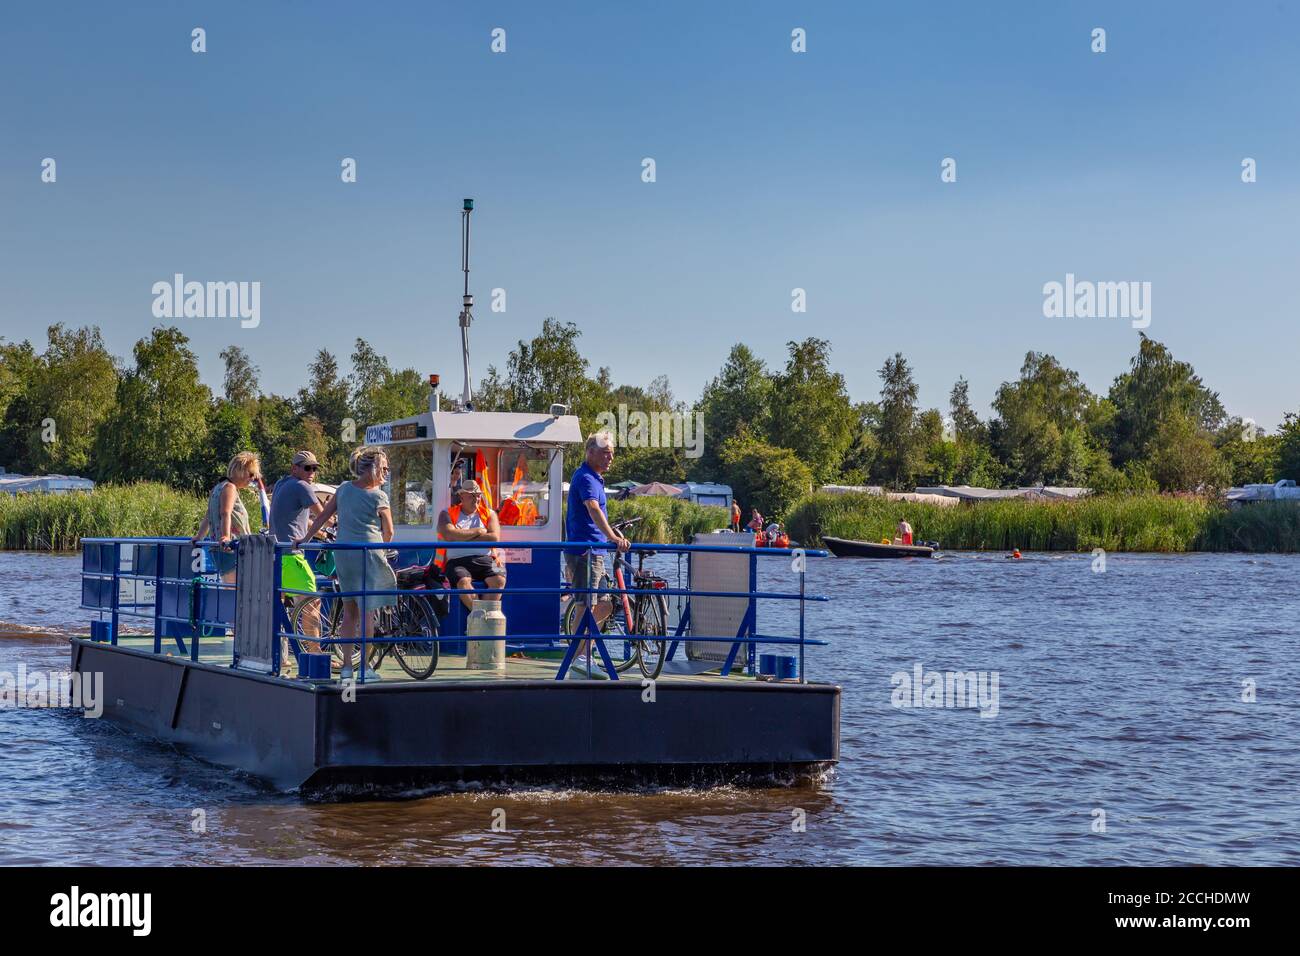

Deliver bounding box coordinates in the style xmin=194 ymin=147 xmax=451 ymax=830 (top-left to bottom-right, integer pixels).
xmin=2 ymin=549 xmax=1297 ymax=865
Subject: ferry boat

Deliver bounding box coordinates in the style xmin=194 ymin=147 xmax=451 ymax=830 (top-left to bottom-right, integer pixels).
xmin=70 ymin=201 xmax=840 ymax=791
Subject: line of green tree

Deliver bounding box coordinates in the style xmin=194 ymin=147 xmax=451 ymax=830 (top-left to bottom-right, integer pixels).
xmin=476 ymin=320 xmax=1300 ymax=517
xmin=1 ymin=325 xmax=425 ymax=493
xmin=3 ymin=320 xmax=1299 ymax=520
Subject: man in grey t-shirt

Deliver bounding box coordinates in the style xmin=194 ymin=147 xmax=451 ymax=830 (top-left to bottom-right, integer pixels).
xmin=271 ymin=452 xmax=323 ymax=542
xmin=271 ymin=451 xmax=326 ymax=645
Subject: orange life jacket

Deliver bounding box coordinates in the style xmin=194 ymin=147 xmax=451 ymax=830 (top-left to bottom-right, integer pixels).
xmin=436 ymin=501 xmax=499 ymax=567
xmin=518 ymin=497 xmax=537 ymax=525
xmin=498 ymin=498 xmax=522 ymax=526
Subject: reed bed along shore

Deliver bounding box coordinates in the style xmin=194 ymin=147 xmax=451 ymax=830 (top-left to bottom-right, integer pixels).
xmin=607 ymin=496 xmax=732 ymax=543
xmin=3 ymin=485 xmax=1296 ymax=553
xmin=0 ymin=483 xmax=261 ymax=552
xmin=785 ymin=492 xmax=1300 ymax=554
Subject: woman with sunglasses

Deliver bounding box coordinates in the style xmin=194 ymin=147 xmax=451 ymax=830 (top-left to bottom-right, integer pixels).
xmin=296 ymin=446 xmax=395 ymax=675
xmin=193 ymin=451 xmax=263 ymax=584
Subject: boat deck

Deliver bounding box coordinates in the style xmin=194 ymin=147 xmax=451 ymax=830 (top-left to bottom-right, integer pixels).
xmin=110 ymin=633 xmax=766 ymax=685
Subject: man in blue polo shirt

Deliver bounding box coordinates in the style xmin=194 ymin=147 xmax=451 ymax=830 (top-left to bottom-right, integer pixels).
xmin=566 ymin=432 xmax=630 ymax=669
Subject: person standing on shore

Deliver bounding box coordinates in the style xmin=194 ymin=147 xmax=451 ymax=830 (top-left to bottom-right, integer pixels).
xmin=731 ymin=500 xmax=741 ymax=532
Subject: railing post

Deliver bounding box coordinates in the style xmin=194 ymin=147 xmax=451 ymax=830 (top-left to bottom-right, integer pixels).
xmin=799 ymin=560 xmax=806 ymax=684
xmin=153 ymin=543 xmax=163 ymax=652
xmin=272 ymin=542 xmax=283 ymax=676
xmin=584 ymin=549 xmax=592 ymax=679
xmin=359 ymin=544 xmax=368 ymax=682
xmin=747 ymin=550 xmax=758 ymax=675
xmin=110 ymin=542 xmax=121 ymax=647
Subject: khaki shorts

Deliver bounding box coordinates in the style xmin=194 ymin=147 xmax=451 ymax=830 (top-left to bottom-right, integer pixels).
xmin=565 ymin=551 xmax=607 ymax=597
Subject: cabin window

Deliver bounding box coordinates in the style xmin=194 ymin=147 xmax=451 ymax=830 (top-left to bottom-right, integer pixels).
xmin=449 ymin=445 xmax=551 ymax=526
xmin=385 ymin=442 xmax=433 ymax=526
xmin=495 ymin=448 xmax=551 ymax=526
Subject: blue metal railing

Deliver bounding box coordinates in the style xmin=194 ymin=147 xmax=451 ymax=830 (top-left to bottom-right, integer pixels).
xmin=80 ymin=537 xmax=238 ymax=661
xmin=80 ymin=536 xmax=828 ymax=683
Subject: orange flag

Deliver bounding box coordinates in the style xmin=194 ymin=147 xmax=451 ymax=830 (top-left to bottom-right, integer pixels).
xmin=475 ymin=449 xmax=495 ymax=510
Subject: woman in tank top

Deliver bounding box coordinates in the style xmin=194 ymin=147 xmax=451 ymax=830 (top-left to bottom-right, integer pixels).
xmin=192 ymin=451 xmax=262 ymax=582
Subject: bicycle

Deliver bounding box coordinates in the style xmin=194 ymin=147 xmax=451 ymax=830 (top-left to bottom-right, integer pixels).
xmin=290 ymin=550 xmax=443 ymax=680
xmin=279 ymin=530 xmax=336 ymax=663
xmin=561 ymin=517 xmax=668 ymax=679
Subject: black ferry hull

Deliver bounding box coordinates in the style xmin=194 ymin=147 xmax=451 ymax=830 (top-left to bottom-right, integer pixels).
xmin=72 ymin=639 xmax=840 ymax=792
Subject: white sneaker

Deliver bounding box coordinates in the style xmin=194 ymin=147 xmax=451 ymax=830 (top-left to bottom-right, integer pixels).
xmin=566 ymin=656 xmax=607 ymax=679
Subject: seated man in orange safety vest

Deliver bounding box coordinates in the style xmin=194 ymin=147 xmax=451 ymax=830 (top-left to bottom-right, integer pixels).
xmin=437 ymin=479 xmax=506 ymax=613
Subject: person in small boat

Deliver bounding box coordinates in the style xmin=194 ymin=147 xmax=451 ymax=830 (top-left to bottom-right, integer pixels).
xmin=270 ymin=451 xmax=326 ymax=648
xmin=192 ymin=451 xmax=262 ymax=584
xmin=747 ymin=507 xmax=764 ymax=533
xmin=896 ymin=517 xmax=914 ymax=546
xmin=730 ymin=500 xmax=742 ymax=532
xmin=437 ymin=479 xmax=506 ymax=613
xmin=565 ymin=431 xmax=630 ymax=673
xmin=296 ymin=446 xmax=395 ymax=675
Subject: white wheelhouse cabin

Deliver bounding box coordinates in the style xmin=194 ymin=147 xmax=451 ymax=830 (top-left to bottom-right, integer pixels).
xmin=364 ymin=405 xmax=584 ymax=650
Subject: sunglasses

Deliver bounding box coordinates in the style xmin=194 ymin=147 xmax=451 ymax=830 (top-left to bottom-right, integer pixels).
xmin=302 ymin=465 xmax=319 ymax=473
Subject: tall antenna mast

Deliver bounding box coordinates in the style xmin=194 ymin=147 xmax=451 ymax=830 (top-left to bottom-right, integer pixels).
xmin=458 ymin=198 xmax=475 ymax=409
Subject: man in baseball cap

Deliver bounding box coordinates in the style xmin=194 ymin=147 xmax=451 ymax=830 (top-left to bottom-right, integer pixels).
xmin=437 ymin=478 xmax=506 ymax=612
xmin=271 ymin=451 xmax=327 ymax=652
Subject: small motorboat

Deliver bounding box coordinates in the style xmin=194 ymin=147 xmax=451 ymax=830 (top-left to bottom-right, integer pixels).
xmin=821 ymin=536 xmax=937 ymax=559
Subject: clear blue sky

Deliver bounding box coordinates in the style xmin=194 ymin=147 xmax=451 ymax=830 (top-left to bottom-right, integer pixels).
xmin=2 ymin=1 xmax=1297 ymax=429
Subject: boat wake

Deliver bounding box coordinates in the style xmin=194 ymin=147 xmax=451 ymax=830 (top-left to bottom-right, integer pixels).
xmin=296 ymin=762 xmax=837 ymax=803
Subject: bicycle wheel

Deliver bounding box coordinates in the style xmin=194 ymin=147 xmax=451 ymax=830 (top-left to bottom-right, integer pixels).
xmin=391 ymin=595 xmax=439 ymax=680
xmin=562 ymin=578 xmax=637 ymax=673
xmin=634 ymin=592 xmax=668 ymax=680
xmin=324 ymin=598 xmax=384 ymax=672
xmin=287 ymin=597 xmax=324 ymax=654
xmin=606 ymin=601 xmax=638 ymax=673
